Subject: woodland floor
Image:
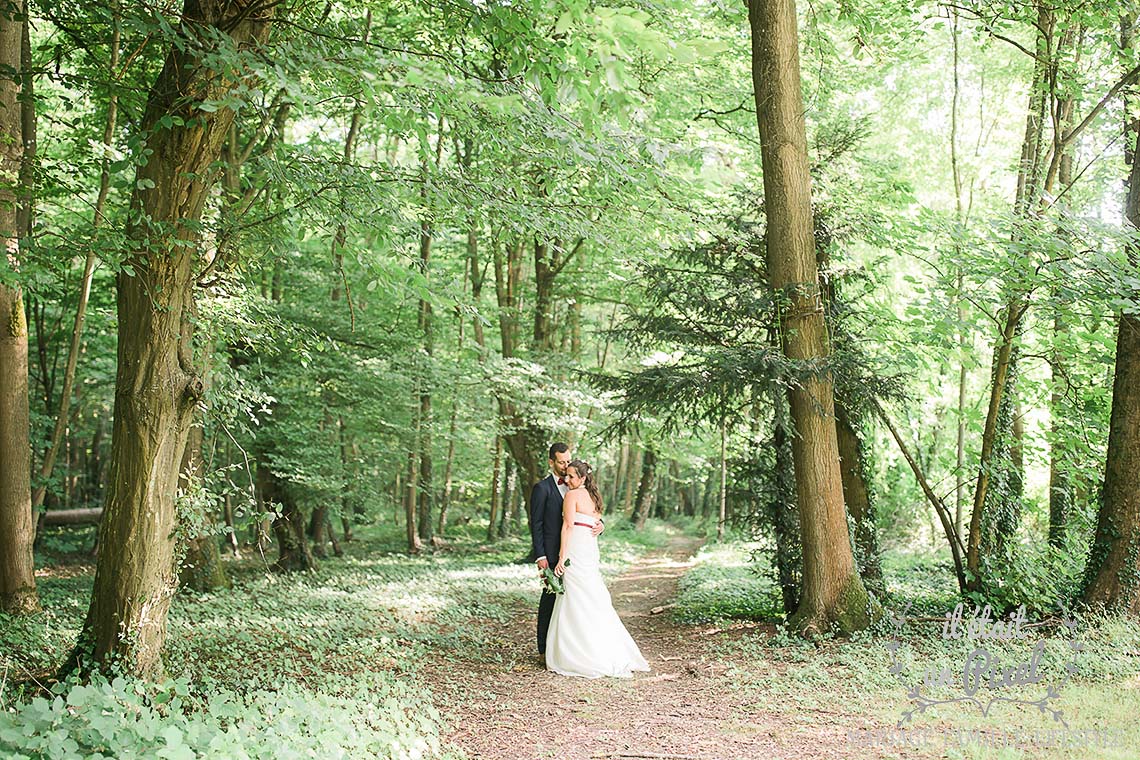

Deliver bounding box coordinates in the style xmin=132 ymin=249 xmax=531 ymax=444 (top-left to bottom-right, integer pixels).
xmin=420 ymin=535 xmax=917 ymax=760
xmin=15 ymin=526 xmax=1134 ymax=760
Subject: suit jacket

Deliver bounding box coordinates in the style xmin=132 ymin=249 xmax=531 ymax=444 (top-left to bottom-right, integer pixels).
xmin=530 ymin=474 xmax=564 ymax=564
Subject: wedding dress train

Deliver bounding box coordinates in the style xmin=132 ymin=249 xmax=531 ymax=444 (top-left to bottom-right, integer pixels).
xmin=545 ymin=512 xmax=650 ymax=678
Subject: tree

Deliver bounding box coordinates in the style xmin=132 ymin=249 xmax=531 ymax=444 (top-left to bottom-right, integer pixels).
xmin=0 ymin=0 xmax=38 ymax=616
xmin=64 ymin=0 xmax=273 ymax=679
xmin=1082 ymin=104 xmax=1140 ymax=615
xmin=631 ymin=447 xmax=657 ymax=530
xmin=747 ymin=0 xmax=875 ymax=634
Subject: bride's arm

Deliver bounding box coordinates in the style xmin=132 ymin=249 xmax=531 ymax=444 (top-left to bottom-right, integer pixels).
xmin=555 ymin=493 xmax=576 ymax=575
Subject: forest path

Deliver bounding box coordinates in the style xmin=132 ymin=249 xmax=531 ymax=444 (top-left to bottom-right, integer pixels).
xmin=421 ymin=534 xmax=872 ymax=760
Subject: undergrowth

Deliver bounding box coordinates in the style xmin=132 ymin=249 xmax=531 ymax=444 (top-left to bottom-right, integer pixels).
xmin=0 ymin=516 xmax=671 ymax=758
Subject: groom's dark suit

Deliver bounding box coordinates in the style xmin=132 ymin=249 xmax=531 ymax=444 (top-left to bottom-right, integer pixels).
xmin=531 ymin=473 xmax=564 ymax=654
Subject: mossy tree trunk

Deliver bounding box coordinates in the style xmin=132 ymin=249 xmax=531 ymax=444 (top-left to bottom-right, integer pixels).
xmin=64 ymin=0 xmax=273 ymax=679
xmin=0 ymin=0 xmax=38 ymax=616
xmin=748 ymin=0 xmax=875 ymax=635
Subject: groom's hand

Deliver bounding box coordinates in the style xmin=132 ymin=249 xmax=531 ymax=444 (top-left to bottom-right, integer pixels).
xmin=591 ymin=521 xmax=604 ymax=537
xmin=536 ymin=557 xmax=549 ymax=571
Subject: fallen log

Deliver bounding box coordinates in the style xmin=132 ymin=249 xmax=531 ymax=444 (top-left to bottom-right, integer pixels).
xmin=42 ymin=508 xmax=103 ymax=526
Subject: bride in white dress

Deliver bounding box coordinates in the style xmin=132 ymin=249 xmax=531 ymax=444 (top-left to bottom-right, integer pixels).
xmin=546 ymin=459 xmax=650 ymax=678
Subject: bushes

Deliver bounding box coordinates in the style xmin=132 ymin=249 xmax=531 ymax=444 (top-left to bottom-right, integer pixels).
xmin=965 ymin=542 xmax=1088 ymax=615
xmin=0 ymin=675 xmax=442 ymax=760
xmin=672 ymin=542 xmax=782 ymax=623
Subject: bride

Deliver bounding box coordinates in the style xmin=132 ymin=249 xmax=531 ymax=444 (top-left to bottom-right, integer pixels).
xmin=546 ymin=459 xmax=650 ymax=678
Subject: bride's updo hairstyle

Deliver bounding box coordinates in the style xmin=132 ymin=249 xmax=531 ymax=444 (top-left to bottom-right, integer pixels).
xmin=568 ymin=459 xmax=603 ymax=514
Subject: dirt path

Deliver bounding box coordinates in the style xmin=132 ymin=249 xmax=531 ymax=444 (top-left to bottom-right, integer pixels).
xmin=421 ymin=536 xmax=865 ymax=760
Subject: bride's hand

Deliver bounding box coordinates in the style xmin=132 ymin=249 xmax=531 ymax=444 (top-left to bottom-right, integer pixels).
xmin=554 ymin=559 xmax=566 ymax=577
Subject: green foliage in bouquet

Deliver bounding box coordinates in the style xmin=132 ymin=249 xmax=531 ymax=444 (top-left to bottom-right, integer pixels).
xmin=541 ymin=558 xmax=571 ymax=595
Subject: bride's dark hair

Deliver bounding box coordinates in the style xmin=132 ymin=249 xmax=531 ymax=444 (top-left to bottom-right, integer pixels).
xmin=568 ymin=459 xmax=603 ymax=514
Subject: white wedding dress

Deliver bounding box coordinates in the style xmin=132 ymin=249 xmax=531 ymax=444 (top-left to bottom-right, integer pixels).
xmin=545 ymin=511 xmax=651 ymax=678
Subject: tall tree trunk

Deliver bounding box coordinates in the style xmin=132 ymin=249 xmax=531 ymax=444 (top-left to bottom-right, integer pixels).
xmin=0 ymin=0 xmax=37 ymax=615
xmin=339 ymin=420 xmax=354 ymax=542
xmin=624 ymin=446 xmax=641 ymax=515
xmin=748 ymin=0 xmax=874 ymax=635
xmin=770 ymin=391 xmax=801 ymax=616
xmin=718 ymin=415 xmax=727 ymax=541
xmin=438 ymin=305 xmax=462 ymax=535
xmin=493 ymin=237 xmax=543 ymax=489
xmin=309 ymin=502 xmax=330 ymax=558
xmin=178 ymin=424 xmax=229 ymax=591
xmin=489 ymin=437 xmax=502 ymax=541
xmin=415 ymin=127 xmax=440 ymax=546
xmin=966 ymin=1 xmax=1053 ymax=592
xmin=308 ymin=413 xmax=336 ymax=560
xmin=533 ymin=239 xmax=556 ymax=351
xmin=675 ymin=462 xmax=693 ymax=517
xmin=950 ymin=8 xmax=970 ymax=543
xmin=612 ymin=440 xmax=630 ymax=510
xmin=63 ymin=0 xmax=273 ymax=679
xmin=979 ymin=351 xmax=1024 ymax=561
xmin=533 ymin=236 xmax=583 ymax=354
xmin=1048 ymin=89 xmax=1077 ymax=547
xmin=223 ymin=491 xmax=239 ymax=557
xmin=260 ymin=466 xmax=314 ymax=573
xmin=631 ymin=448 xmax=657 ymax=530
xmin=404 ymin=447 xmax=421 ymax=553
xmin=315 ymin=29 xmax=368 ymax=557
xmin=701 ymin=469 xmax=716 ymax=518
xmin=835 ymin=404 xmax=883 ymax=595
xmin=654 ymin=468 xmax=669 ymax=520
xmin=324 ymin=517 xmax=342 ymax=557
xmin=500 ymin=457 xmax=517 ymax=538
xmin=1082 ymin=103 xmax=1140 ymax=615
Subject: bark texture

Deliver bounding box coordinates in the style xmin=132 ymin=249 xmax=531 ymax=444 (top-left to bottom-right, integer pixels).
xmin=260 ymin=467 xmax=315 ymax=573
xmin=65 ymin=0 xmax=272 ymax=678
xmin=770 ymin=394 xmax=801 ymax=616
xmin=835 ymin=404 xmax=883 ymax=595
xmin=631 ymin=448 xmax=657 ymax=530
xmin=748 ymin=0 xmax=874 ymax=635
xmin=0 ymin=0 xmax=38 ymax=616
xmin=1082 ymin=124 xmax=1140 ymax=615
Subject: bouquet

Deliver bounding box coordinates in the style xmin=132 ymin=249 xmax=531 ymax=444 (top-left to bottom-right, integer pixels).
xmin=541 ymin=558 xmax=570 ymax=595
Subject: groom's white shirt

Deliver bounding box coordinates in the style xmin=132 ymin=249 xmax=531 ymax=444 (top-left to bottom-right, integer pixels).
xmin=536 ymin=472 xmax=568 ymax=565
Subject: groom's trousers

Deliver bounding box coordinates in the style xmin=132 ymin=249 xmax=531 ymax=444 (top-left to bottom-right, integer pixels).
xmin=537 ymin=588 xmax=557 ymax=654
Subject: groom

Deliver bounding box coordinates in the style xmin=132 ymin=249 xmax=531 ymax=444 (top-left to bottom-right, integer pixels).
xmin=531 ymin=442 xmax=602 ymax=665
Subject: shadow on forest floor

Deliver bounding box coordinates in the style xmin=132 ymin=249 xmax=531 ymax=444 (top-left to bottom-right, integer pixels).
xmin=6 ymin=521 xmax=1139 ymax=760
